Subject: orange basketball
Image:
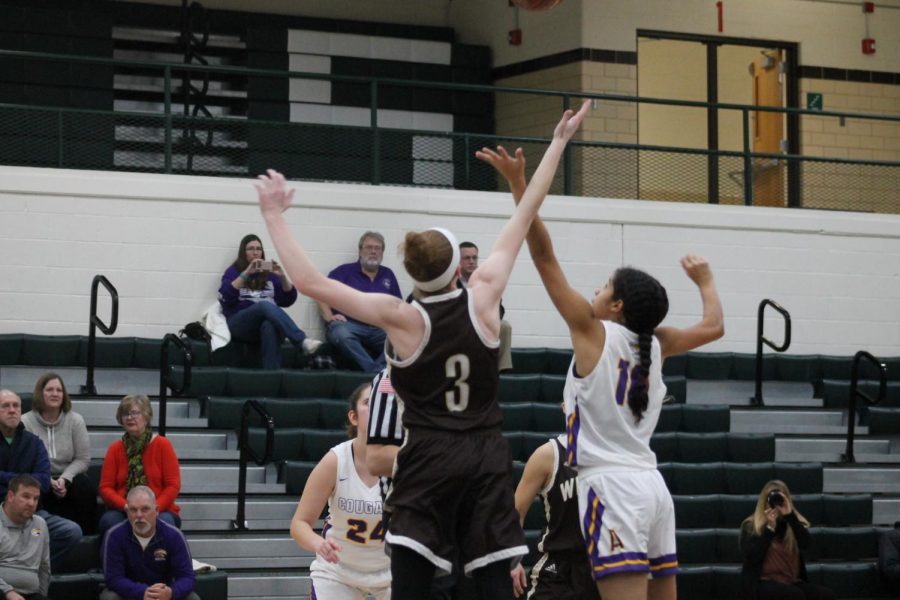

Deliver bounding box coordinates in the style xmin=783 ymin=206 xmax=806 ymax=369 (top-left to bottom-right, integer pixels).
xmin=510 ymin=0 xmax=563 ymax=10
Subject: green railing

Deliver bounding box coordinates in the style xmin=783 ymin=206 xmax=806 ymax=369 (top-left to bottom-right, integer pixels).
xmin=1 ymin=49 xmax=898 ymax=213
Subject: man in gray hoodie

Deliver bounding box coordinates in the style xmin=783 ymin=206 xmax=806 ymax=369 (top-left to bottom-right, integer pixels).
xmin=0 ymin=473 xmax=50 ymax=600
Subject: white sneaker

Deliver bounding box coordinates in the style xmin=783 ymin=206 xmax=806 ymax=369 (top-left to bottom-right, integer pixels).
xmin=302 ymin=338 xmax=323 ymax=355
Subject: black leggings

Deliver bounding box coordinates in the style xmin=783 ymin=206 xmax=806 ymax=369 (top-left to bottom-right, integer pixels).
xmin=391 ymin=545 xmax=514 ymax=600
xmin=40 ymin=472 xmax=99 ymax=535
xmin=757 ymin=580 xmax=837 ymax=600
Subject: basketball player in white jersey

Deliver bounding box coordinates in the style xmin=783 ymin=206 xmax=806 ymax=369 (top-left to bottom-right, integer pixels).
xmin=290 ymin=383 xmax=390 ymax=600
xmin=478 ymin=145 xmax=724 ymax=600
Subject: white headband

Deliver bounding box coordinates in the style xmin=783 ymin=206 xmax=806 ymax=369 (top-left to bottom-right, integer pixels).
xmin=413 ymin=227 xmax=461 ymax=292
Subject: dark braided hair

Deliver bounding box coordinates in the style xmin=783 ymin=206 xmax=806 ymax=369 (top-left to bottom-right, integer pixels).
xmin=611 ymin=267 xmax=669 ymax=422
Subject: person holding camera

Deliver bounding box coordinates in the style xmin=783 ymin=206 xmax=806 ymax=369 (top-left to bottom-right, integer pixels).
xmin=219 ymin=234 xmax=321 ymax=369
xmin=739 ymin=480 xmax=836 ymax=600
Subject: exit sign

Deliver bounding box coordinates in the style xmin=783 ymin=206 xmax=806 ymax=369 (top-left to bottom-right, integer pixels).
xmin=807 ymin=92 xmax=823 ymax=111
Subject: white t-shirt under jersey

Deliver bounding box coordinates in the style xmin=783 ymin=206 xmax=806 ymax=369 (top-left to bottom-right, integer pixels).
xmin=562 ymin=320 xmax=666 ymax=472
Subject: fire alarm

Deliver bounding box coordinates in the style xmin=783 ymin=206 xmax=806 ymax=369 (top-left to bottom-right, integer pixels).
xmin=862 ymin=38 xmax=876 ymax=54
xmin=863 ymin=2 xmax=874 ymax=13
xmin=509 ymin=28 xmax=522 ymax=45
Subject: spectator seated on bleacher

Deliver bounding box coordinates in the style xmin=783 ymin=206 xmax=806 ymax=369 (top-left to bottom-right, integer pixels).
xmin=879 ymin=522 xmax=900 ymax=595
xmin=739 ymin=480 xmax=836 ymax=600
xmin=317 ymin=231 xmax=402 ymax=373
xmin=22 ymin=372 xmax=97 ymax=535
xmin=218 ymin=234 xmax=321 ymax=370
xmin=0 ymin=389 xmax=81 ymax=570
xmin=98 ymin=395 xmax=181 ymax=536
xmin=0 ymin=474 xmax=50 ymax=600
xmin=101 ymin=486 xmax=199 ymax=600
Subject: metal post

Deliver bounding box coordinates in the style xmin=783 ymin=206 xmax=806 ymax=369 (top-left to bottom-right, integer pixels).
xmin=706 ymin=42 xmax=719 ymax=204
xmin=742 ymin=109 xmax=753 ymax=206
xmin=84 ymin=288 xmax=99 ymax=395
xmin=235 ymin=403 xmax=249 ymax=529
xmin=464 ymin=134 xmax=470 ymax=189
xmin=753 ymin=318 xmax=764 ymax=406
xmin=371 ymin=81 xmax=380 ymax=185
xmin=164 ymin=65 xmax=173 ymax=173
xmin=57 ymin=110 xmax=64 ymax=167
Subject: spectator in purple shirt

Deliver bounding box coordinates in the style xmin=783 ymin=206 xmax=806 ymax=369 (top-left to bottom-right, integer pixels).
xmin=101 ymin=486 xmax=198 ymax=600
xmin=218 ymin=234 xmax=321 ymax=369
xmin=317 ymin=231 xmax=402 ymax=372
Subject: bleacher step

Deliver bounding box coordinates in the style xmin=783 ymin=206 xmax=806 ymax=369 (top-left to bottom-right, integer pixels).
xmin=0 ymin=366 xmax=159 ymax=396
xmin=873 ymin=497 xmax=900 ymax=525
xmin=177 ymin=464 xmax=282 ymax=493
xmin=730 ymin=410 xmax=863 ymax=435
xmin=686 ymin=380 xmax=818 ymax=407
xmin=85 ymin=417 xmax=209 ymax=433
xmin=776 ymin=438 xmax=892 ymax=463
xmin=89 ymin=430 xmax=234 ymax=454
xmin=824 ymin=467 xmax=900 ymax=493
xmin=189 ymin=535 xmax=311 ymax=568
xmin=76 ymin=398 xmax=200 ymax=421
xmin=180 ymin=497 xmax=296 ymax=531
xmin=228 ymin=573 xmax=311 ymax=599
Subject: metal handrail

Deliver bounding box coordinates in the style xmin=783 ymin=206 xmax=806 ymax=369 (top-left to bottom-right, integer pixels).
xmin=232 ymin=400 xmax=275 ymax=531
xmin=2 ymin=48 xmax=898 ymax=208
xmin=2 ymin=100 xmax=895 ymax=170
xmin=842 ymin=351 xmax=887 ymax=464
xmin=752 ymin=299 xmax=791 ymax=407
xmin=2 ymin=48 xmax=898 ymax=122
xmin=81 ymin=275 xmax=119 ymax=395
xmin=158 ymin=334 xmax=193 ymax=437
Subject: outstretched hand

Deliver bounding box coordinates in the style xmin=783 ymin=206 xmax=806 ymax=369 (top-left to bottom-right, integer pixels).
xmin=255 ymin=169 xmax=295 ymax=217
xmin=681 ymin=254 xmax=714 ymax=287
xmin=475 ymin=145 xmax=525 ymax=188
xmin=553 ymin=99 xmax=591 ymax=142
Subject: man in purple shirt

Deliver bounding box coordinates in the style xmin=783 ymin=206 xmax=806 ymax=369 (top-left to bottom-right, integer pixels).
xmin=101 ymin=486 xmax=198 ymax=600
xmin=318 ymin=231 xmax=402 ymax=372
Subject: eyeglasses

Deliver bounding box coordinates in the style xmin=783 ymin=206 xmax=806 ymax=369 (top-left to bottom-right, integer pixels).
xmin=122 ymin=411 xmax=145 ymax=419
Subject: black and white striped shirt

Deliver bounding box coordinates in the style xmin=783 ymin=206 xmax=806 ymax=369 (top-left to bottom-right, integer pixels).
xmin=366 ymin=368 xmax=403 ymax=503
xmin=367 ymin=368 xmax=404 ymax=446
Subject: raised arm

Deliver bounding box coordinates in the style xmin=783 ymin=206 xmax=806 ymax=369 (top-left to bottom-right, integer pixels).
xmin=256 ymin=171 xmax=418 ymax=341
xmin=655 ymin=255 xmax=725 ymax=359
xmin=476 ymin=143 xmax=597 ymax=364
xmin=467 ymin=101 xmax=590 ymax=315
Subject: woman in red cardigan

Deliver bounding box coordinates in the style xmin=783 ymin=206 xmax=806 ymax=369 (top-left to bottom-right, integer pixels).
xmin=98 ymin=394 xmax=181 ymax=535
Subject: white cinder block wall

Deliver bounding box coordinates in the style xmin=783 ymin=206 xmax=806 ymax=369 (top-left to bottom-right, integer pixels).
xmin=1 ymin=165 xmax=898 ymax=357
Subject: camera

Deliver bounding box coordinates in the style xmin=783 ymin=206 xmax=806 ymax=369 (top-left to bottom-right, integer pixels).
xmin=767 ymin=490 xmax=785 ymax=508
xmin=257 ymin=260 xmax=273 ymax=272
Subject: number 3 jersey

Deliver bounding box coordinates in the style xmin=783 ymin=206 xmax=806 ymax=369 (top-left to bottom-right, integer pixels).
xmin=387 ymin=287 xmax=502 ymax=432
xmin=563 ymin=320 xmax=666 ymax=471
xmin=314 ymin=440 xmax=389 ymax=577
